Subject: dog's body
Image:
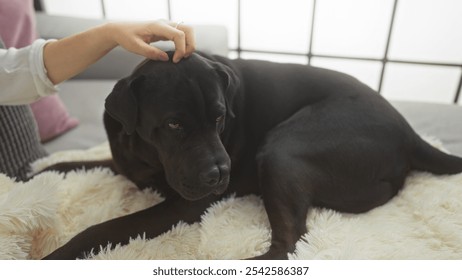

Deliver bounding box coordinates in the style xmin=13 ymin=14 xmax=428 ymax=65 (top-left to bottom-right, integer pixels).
xmin=42 ymin=52 xmax=462 ymax=259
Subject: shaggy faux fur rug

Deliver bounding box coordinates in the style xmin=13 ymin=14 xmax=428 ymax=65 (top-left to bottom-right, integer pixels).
xmin=1 ymin=140 xmax=462 ymax=260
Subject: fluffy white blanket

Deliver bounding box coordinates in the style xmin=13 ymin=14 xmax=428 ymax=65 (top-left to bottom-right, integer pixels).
xmin=1 ymin=140 xmax=462 ymax=260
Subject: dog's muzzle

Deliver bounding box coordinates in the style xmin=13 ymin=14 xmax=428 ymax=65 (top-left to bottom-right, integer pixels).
xmin=176 ymin=163 xmax=230 ymax=200
xmin=199 ymin=164 xmax=228 ymax=186
xmin=200 ymin=163 xmax=230 ymax=195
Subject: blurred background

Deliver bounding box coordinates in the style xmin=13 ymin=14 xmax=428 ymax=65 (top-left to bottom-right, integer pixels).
xmin=38 ymin=0 xmax=462 ymax=105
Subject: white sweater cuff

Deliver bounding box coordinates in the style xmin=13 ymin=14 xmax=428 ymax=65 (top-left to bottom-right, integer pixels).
xmin=29 ymin=38 xmax=58 ymax=98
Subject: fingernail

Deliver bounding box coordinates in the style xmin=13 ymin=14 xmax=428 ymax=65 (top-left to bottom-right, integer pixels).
xmin=160 ymin=53 xmax=169 ymax=61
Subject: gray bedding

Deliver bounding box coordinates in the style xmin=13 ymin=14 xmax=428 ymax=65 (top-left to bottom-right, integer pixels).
xmin=392 ymin=101 xmax=462 ymax=156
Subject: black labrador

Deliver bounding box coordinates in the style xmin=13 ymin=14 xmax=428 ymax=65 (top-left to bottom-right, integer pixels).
xmin=42 ymin=52 xmax=462 ymax=259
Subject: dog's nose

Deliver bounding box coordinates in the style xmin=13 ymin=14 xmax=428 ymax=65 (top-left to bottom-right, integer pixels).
xmin=200 ymin=164 xmax=229 ymax=187
xmin=200 ymin=166 xmax=220 ymax=187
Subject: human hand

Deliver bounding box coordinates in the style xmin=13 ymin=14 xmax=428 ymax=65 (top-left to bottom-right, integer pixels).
xmin=107 ymin=19 xmax=196 ymax=63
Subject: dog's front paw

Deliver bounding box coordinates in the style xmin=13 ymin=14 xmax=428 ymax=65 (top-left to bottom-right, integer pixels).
xmin=42 ymin=247 xmax=85 ymax=260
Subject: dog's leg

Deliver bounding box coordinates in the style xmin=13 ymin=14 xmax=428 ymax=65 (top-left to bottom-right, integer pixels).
xmin=42 ymin=195 xmax=215 ymax=260
xmin=254 ymin=171 xmax=310 ymax=259
xmin=250 ymin=153 xmax=313 ymax=260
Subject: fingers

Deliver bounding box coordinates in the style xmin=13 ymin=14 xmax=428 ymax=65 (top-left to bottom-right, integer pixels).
xmin=115 ymin=20 xmax=196 ymax=63
xmin=156 ymin=20 xmax=196 ymax=63
xmin=171 ymin=29 xmax=186 ymax=63
xmin=137 ymin=41 xmax=169 ymax=61
xmin=176 ymin=23 xmax=196 ymax=60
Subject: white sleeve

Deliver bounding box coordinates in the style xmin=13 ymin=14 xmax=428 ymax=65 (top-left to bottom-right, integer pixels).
xmin=0 ymin=39 xmax=58 ymax=105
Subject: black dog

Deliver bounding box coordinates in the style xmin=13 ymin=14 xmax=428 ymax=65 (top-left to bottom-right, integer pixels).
xmin=42 ymin=52 xmax=462 ymax=259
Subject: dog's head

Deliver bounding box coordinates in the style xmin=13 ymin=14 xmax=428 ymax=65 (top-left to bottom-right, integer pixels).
xmin=105 ymin=52 xmax=240 ymax=200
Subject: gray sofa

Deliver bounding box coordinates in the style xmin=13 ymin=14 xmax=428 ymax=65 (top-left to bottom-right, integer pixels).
xmin=37 ymin=13 xmax=462 ymax=157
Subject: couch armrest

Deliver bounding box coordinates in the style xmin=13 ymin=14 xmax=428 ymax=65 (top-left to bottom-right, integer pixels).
xmin=35 ymin=12 xmax=229 ymax=80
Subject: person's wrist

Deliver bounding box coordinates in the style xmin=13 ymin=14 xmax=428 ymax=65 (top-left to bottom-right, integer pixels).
xmin=99 ymin=23 xmax=119 ymax=50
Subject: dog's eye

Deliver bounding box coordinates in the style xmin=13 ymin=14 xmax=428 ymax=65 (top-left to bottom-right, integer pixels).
xmin=168 ymin=122 xmax=183 ymax=130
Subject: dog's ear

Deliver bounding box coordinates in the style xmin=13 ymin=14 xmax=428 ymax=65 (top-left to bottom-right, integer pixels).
xmin=105 ymin=76 xmax=145 ymax=134
xmin=214 ymin=62 xmax=240 ymax=119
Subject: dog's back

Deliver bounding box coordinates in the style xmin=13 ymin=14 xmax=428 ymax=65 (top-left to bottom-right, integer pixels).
xmin=219 ymin=55 xmax=462 ymax=172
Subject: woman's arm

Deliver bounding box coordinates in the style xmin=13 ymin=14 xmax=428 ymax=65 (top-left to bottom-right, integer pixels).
xmin=43 ymin=20 xmax=195 ymax=85
xmin=0 ymin=39 xmax=58 ymax=105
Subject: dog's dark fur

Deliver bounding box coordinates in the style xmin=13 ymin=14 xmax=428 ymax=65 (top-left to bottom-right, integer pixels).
xmin=42 ymin=52 xmax=462 ymax=259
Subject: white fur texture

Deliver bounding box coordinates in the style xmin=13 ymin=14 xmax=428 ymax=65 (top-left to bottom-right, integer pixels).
xmin=1 ymin=140 xmax=462 ymax=260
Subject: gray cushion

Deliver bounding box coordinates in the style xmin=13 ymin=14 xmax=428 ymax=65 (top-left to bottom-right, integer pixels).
xmin=0 ymin=105 xmax=48 ymax=180
xmin=392 ymin=101 xmax=462 ymax=156
xmin=43 ymin=80 xmax=112 ymax=153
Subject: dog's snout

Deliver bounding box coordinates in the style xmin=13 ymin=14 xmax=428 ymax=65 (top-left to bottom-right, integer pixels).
xmin=200 ymin=166 xmax=220 ymax=186
xmin=218 ymin=163 xmax=230 ymax=183
xmin=200 ymin=164 xmax=230 ymax=187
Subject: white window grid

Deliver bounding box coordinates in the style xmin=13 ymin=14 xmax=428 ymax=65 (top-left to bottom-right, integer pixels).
xmin=35 ymin=0 xmax=462 ymax=104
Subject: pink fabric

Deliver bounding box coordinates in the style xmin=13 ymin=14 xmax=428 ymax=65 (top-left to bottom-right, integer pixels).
xmin=30 ymin=95 xmax=79 ymax=142
xmin=0 ymin=0 xmax=37 ymax=48
xmin=0 ymin=0 xmax=78 ymax=142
